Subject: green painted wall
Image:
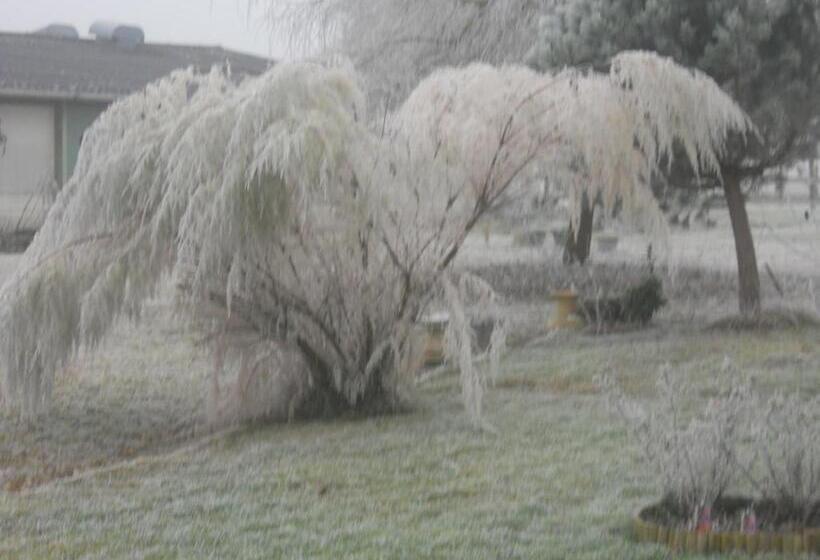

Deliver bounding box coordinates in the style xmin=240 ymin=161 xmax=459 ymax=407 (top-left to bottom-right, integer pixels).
xmin=60 ymin=102 xmax=107 ymax=184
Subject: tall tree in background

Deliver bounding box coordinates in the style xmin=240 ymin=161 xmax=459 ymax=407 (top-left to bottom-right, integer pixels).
xmin=0 ymin=118 xmax=6 ymax=158
xmin=530 ymin=0 xmax=820 ymax=315
xmin=264 ymin=0 xmax=544 ymax=106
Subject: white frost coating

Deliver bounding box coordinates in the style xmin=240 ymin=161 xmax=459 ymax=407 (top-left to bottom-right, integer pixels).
xmin=609 ymin=51 xmax=755 ymax=178
xmin=604 ymin=365 xmax=751 ymax=520
xmin=398 ymin=53 xmax=754 ymax=235
xmin=0 ymin=53 xmax=752 ymax=423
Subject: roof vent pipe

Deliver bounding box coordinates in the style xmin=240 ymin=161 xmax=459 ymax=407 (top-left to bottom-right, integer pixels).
xmin=89 ymin=21 xmax=145 ymax=49
xmin=34 ymin=24 xmax=80 ymax=40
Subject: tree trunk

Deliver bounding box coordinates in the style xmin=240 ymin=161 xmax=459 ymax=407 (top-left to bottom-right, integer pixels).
xmin=723 ymin=171 xmax=761 ymax=316
xmin=809 ymin=159 xmax=817 ymax=210
xmin=563 ymin=193 xmax=594 ymax=265
xmin=294 ymin=338 xmax=399 ymax=419
xmin=295 ymin=340 xmax=350 ymax=419
xmin=774 ymin=166 xmax=786 ymax=200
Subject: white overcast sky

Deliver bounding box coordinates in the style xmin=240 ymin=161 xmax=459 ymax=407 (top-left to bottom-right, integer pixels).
xmin=0 ymin=0 xmax=288 ymax=59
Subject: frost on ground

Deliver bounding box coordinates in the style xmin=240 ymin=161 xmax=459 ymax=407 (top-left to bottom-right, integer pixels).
xmin=461 ymin=187 xmax=820 ymax=279
xmin=0 ymin=190 xmax=818 ymax=492
xmin=0 ymin=301 xmax=210 ymax=492
xmin=0 ymin=187 xmax=817 ymax=558
xmin=0 ymin=326 xmax=818 ymax=558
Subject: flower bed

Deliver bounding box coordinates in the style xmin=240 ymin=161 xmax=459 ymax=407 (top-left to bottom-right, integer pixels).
xmin=634 ymin=497 xmax=820 ymax=555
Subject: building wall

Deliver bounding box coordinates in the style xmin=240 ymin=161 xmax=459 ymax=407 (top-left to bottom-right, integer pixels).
xmin=0 ymin=102 xmax=55 ymax=230
xmin=0 ymin=100 xmax=108 ymax=231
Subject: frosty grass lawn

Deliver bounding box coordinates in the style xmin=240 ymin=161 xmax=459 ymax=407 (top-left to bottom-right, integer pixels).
xmin=1 ymin=303 xmax=818 ymax=559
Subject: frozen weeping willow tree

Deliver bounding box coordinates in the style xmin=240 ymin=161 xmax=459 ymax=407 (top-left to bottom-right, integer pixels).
xmin=398 ymin=52 xmax=752 ymax=238
xmin=0 ymin=52 xmax=752 ymax=423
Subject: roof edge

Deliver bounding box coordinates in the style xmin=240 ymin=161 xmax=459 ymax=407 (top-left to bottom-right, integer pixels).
xmin=0 ymin=30 xmax=274 ymax=64
xmin=0 ymin=87 xmax=118 ymax=104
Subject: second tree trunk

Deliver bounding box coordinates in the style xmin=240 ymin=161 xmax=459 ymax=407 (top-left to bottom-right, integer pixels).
xmin=564 ymin=193 xmax=594 ymax=265
xmin=723 ymin=171 xmax=761 ymax=316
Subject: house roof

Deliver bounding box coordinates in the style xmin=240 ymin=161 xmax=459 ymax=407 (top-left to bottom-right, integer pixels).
xmin=0 ymin=31 xmax=272 ymax=103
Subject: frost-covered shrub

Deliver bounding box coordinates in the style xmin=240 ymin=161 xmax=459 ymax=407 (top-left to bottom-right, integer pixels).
xmin=581 ymin=274 xmax=666 ymax=328
xmin=608 ymin=364 xmax=820 ymax=526
xmin=621 ymin=276 xmax=665 ymax=324
xmin=742 ymin=392 xmax=820 ymax=524
xmin=604 ymin=365 xmax=751 ymax=521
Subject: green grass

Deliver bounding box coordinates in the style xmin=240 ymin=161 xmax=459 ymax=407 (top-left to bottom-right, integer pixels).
xmin=1 ymin=319 xmax=819 ymax=559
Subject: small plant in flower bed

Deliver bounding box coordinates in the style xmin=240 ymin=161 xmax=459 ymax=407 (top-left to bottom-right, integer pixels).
xmin=580 ymin=274 xmax=666 ymax=328
xmin=603 ymin=365 xmax=749 ymax=524
xmin=582 ymin=249 xmax=666 ymax=329
xmin=642 ymin=496 xmax=820 ymax=537
xmin=603 ymin=364 xmax=820 ymax=543
xmin=742 ymin=391 xmax=820 ymax=527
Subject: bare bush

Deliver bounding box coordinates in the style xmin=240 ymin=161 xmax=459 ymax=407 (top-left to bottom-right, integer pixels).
xmin=607 ymin=363 xmax=820 ymax=527
xmin=742 ymin=392 xmax=820 ymax=524
xmin=603 ymin=365 xmax=752 ymax=522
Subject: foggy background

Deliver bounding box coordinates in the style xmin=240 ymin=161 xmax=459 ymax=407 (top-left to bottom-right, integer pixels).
xmin=0 ymin=0 xmax=286 ymax=59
